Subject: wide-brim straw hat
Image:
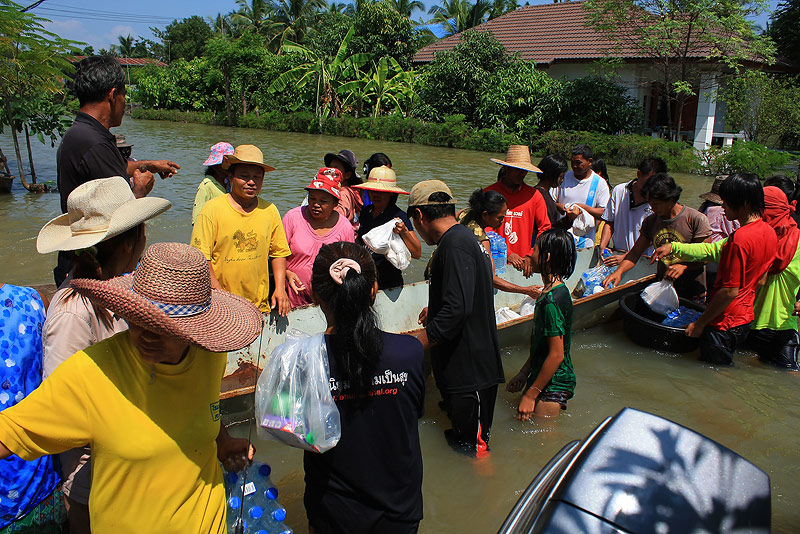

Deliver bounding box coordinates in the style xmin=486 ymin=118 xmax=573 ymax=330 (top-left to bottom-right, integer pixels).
xmin=70 ymin=242 xmax=262 ymax=353
xmin=699 ymin=175 xmax=727 ymax=205
xmin=223 ymin=144 xmax=276 ymax=172
xmin=37 ymin=176 xmax=171 ymax=254
xmin=490 ymin=145 xmax=542 ymax=174
xmin=353 ymin=166 xmax=408 ymax=195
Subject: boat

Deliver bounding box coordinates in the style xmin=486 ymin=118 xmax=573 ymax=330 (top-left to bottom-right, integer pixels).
xmin=0 ymin=173 xmax=13 ymax=194
xmin=220 ymin=247 xmax=657 ymax=400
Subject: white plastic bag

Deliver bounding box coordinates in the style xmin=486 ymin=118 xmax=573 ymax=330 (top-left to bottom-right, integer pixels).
xmin=255 ymin=331 xmax=341 ymax=453
xmin=641 ymin=280 xmax=679 ymax=315
xmin=495 ymin=306 xmax=521 ymax=323
xmin=362 ymin=218 xmax=411 ymax=271
xmin=565 ymin=203 xmax=595 ymax=236
xmin=519 ymin=296 xmax=536 ymax=316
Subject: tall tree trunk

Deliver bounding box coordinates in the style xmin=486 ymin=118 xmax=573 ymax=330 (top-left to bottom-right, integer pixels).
xmin=241 ymin=85 xmax=247 ymax=116
xmin=2 ymin=94 xmax=30 ymax=191
xmin=24 ymin=123 xmax=36 ymax=184
xmin=675 ymin=94 xmax=685 ymax=144
xmin=224 ymin=70 xmax=233 ymax=127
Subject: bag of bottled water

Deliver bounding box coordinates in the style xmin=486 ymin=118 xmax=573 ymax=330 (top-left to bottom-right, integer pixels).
xmin=225 ymin=463 xmax=293 ymax=534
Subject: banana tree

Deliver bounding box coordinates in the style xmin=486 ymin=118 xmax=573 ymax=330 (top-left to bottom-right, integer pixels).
xmin=269 ymin=26 xmax=371 ymax=119
xmin=339 ymin=57 xmax=417 ymax=117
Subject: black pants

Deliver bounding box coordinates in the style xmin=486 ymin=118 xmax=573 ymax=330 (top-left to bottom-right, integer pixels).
xmin=305 ymin=488 xmax=420 ymax=534
xmin=443 ymin=385 xmax=498 ymax=456
xmin=746 ymin=328 xmax=800 ymax=370
xmin=699 ymin=324 xmax=750 ymax=365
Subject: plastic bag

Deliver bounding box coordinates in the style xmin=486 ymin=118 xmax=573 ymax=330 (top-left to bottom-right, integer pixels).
xmin=565 ymin=203 xmax=595 ymax=236
xmin=362 ymin=218 xmax=411 ymax=271
xmin=578 ymin=264 xmax=613 ymax=297
xmin=255 ymin=331 xmax=341 ymax=453
xmin=641 ymin=280 xmax=679 ymax=315
xmin=519 ymin=296 xmax=536 ymax=316
xmin=495 ymin=306 xmax=521 ymax=323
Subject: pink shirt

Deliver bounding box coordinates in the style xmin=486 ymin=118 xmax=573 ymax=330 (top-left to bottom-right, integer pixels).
xmin=704 ymin=204 xmax=740 ymax=242
xmin=283 ymin=206 xmax=355 ymax=308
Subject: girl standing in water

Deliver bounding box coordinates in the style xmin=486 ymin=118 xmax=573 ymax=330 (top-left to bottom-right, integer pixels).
xmin=305 ymin=241 xmax=425 ymax=533
xmin=507 ymin=229 xmax=577 ymax=420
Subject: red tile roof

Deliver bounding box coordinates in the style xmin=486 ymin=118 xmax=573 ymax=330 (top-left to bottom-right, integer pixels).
xmin=70 ymin=56 xmax=167 ymax=67
xmin=413 ymin=1 xmax=718 ymax=64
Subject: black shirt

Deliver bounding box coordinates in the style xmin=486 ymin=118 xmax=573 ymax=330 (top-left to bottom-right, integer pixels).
xmin=57 ymin=112 xmax=127 ymax=213
xmin=535 ymin=184 xmax=571 ymax=230
xmin=304 ymin=332 xmax=425 ymax=525
xmin=426 ymin=223 xmax=503 ymax=394
xmin=357 ymin=204 xmax=415 ymax=290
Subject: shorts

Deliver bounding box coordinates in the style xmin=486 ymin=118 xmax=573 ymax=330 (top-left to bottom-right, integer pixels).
xmin=537 ymin=389 xmax=573 ymax=410
xmin=699 ymin=324 xmax=750 ymax=366
xmin=58 ymin=446 xmax=92 ymax=504
xmin=745 ymin=328 xmax=800 ymax=370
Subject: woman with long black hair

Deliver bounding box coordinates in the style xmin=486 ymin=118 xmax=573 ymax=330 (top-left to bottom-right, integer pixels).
xmin=305 ymin=241 xmax=425 ymax=534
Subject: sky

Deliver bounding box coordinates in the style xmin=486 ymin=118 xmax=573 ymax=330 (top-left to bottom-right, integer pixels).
xmin=30 ymin=0 xmax=781 ymax=52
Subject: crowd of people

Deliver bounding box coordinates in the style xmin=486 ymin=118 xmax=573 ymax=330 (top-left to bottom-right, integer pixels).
xmin=0 ymin=54 xmax=797 ymax=534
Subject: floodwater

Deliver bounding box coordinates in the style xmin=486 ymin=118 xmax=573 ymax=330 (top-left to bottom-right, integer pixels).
xmin=2 ymin=119 xmax=798 ymax=532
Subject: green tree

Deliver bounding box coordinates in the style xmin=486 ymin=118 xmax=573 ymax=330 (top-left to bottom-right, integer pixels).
xmin=0 ymin=1 xmax=77 ymax=192
xmin=271 ymin=26 xmax=371 ymax=118
xmin=351 ymin=0 xmax=422 ymax=69
xmin=428 ymin=0 xmax=490 ymax=35
xmin=488 ymin=0 xmax=517 ymax=19
xmin=340 ymin=56 xmax=416 ymax=116
xmin=325 ymin=1 xmax=355 ymax=14
xmin=416 ymin=30 xmax=509 ymax=124
xmin=768 ymin=0 xmax=800 ymax=66
xmin=231 ymin=0 xmax=275 ymax=34
xmin=388 ymin=0 xmax=424 ymax=17
xmin=558 ymin=76 xmax=641 ymax=134
xmin=115 ymin=34 xmax=134 ymax=57
xmin=208 ymin=13 xmax=231 ymax=36
xmin=270 ymin=0 xmax=327 ymax=49
xmin=584 ymin=0 xmax=775 ymax=140
xmin=157 ymin=16 xmax=214 ymax=62
xmin=306 ymin=12 xmax=353 ymax=57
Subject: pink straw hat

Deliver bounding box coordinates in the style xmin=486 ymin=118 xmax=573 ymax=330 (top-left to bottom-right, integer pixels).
xmin=70 ymin=242 xmax=262 ymax=353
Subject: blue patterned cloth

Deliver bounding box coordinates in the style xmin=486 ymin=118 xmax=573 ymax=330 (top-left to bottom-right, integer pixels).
xmin=0 ymin=285 xmax=60 ymax=529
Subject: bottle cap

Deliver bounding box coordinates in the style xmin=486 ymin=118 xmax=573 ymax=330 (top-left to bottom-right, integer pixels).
xmin=272 ymin=507 xmax=287 ymax=522
xmin=265 ymin=487 xmax=279 ymax=500
xmin=258 ymin=464 xmax=272 ymax=478
xmin=249 ymin=506 xmax=263 ymax=519
xmin=228 ymin=496 xmax=241 ymax=510
xmin=225 ymin=471 xmax=239 ymax=486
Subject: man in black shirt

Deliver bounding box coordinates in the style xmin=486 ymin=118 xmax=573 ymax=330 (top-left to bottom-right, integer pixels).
xmin=54 ymin=56 xmax=180 ymax=285
xmin=408 ymin=180 xmax=504 ymax=456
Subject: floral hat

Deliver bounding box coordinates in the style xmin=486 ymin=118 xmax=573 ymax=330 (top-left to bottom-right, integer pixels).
xmin=203 ymin=142 xmax=235 ymax=166
xmin=305 ymin=168 xmax=342 ymax=200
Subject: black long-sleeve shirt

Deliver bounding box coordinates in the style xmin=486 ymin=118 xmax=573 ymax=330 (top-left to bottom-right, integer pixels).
xmin=426 ymin=224 xmax=503 ymax=394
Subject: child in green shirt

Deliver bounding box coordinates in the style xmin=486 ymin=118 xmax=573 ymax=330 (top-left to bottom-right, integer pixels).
xmin=507 ymin=229 xmax=577 ymax=420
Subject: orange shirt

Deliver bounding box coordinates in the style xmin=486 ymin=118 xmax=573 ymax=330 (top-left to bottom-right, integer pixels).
xmin=484 ymin=181 xmax=551 ymax=256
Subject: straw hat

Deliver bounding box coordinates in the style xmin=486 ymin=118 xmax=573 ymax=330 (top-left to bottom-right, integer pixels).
xmin=37 ymin=177 xmax=171 ymax=254
xmin=699 ymin=175 xmax=727 ymax=205
xmin=353 ymin=166 xmax=408 ymax=195
xmin=222 ymin=144 xmax=276 ymax=172
xmin=490 ymin=145 xmax=542 ymax=174
xmin=70 ymin=243 xmax=262 ymax=353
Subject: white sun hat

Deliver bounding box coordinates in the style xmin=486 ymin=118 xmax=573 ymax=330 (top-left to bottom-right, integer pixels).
xmin=37 ymin=176 xmax=171 ymax=254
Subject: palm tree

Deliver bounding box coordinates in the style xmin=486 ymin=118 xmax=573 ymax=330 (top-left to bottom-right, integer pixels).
xmin=325 ymin=1 xmax=355 ymax=15
xmin=428 ymin=0 xmax=490 ymax=35
xmin=271 ymin=0 xmax=327 ymax=45
xmin=231 ymin=0 xmax=274 ymax=34
xmin=115 ymin=34 xmax=134 ymax=58
xmin=207 ymin=13 xmax=230 ymax=35
xmin=388 ymin=0 xmax=424 ymax=17
xmin=270 ymin=26 xmax=372 ymax=118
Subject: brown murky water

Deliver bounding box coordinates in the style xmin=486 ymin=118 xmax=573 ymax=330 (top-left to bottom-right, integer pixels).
xmin=2 ymin=119 xmax=797 ymax=532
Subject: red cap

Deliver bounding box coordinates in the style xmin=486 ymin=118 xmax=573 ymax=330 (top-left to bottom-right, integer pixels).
xmin=305 ymin=168 xmax=342 ymax=199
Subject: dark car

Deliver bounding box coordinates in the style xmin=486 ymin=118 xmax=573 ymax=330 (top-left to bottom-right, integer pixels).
xmin=499 ymin=407 xmax=771 ymax=533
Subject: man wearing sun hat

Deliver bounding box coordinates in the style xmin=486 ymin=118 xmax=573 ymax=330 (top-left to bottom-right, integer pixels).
xmin=408 ymin=180 xmax=503 ymax=457
xmin=192 ymin=142 xmax=234 ymax=224
xmin=485 ymin=145 xmax=551 ymax=275
xmin=191 ymin=144 xmax=292 ymax=316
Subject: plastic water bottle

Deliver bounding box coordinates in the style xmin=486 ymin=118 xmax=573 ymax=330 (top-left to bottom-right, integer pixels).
xmin=225 ymin=463 xmax=293 ymax=534
xmin=495 ymin=238 xmax=507 ymax=275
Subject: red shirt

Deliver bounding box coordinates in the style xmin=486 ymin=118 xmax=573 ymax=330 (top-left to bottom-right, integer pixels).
xmin=709 ymin=219 xmax=777 ymax=330
xmin=484 ymin=181 xmax=551 ymax=257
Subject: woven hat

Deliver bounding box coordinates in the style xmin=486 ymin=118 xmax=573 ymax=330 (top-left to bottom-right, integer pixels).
xmin=114 ymin=134 xmax=133 ymax=148
xmin=699 ymin=175 xmax=727 ymax=205
xmin=353 ymin=166 xmax=408 ymax=195
xmin=490 ymin=145 xmax=542 ymax=174
xmin=223 ymin=144 xmax=276 ymax=172
xmin=70 ymin=243 xmax=262 ymax=353
xmin=408 ymin=179 xmax=456 ymax=207
xmin=324 ymin=150 xmax=359 ymax=179
xmin=37 ymin=176 xmax=171 ymax=254
xmin=203 ymin=142 xmax=234 ymax=166
xmin=305 ymin=167 xmax=342 ymax=199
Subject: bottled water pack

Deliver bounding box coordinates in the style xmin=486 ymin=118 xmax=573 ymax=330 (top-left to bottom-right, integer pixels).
xmin=487 ymin=231 xmax=507 ymax=275
xmin=580 ymin=249 xmax=617 ymax=297
xmin=661 ymin=306 xmax=702 ymax=328
xmin=225 ymin=463 xmax=293 ymax=534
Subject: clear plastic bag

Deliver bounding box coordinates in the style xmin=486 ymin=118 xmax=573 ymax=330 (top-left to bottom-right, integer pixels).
xmin=362 ymin=218 xmax=411 ymax=271
xmin=641 ymin=279 xmax=679 ymax=316
xmin=495 ymin=306 xmax=521 ymax=323
xmin=519 ymin=296 xmax=536 ymax=316
xmin=255 ymin=331 xmax=341 ymax=453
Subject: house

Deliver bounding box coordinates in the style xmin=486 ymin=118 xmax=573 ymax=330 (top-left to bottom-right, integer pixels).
xmin=413 ymin=1 xmax=775 ymax=151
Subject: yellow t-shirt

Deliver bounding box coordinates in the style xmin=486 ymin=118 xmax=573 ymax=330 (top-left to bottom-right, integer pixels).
xmin=0 ymin=331 xmax=227 ymax=534
xmin=191 ymin=195 xmax=291 ymax=312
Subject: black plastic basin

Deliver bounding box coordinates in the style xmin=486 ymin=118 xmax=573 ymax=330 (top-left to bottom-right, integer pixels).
xmin=619 ymin=291 xmax=705 ymax=353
